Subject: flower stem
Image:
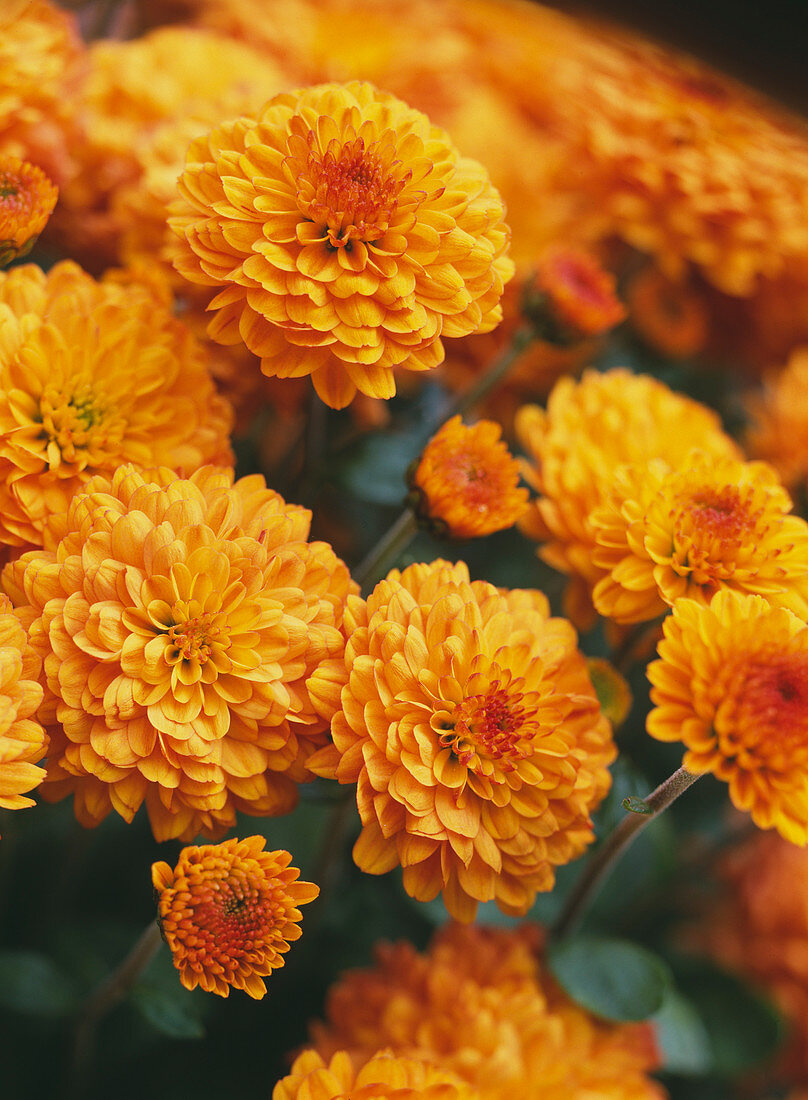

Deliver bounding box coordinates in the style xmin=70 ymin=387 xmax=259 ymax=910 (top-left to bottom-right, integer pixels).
xmin=439 ymin=326 xmax=534 ymax=422
xmin=354 ymin=507 xmax=419 ymax=593
xmin=552 ymin=766 xmax=702 ymax=940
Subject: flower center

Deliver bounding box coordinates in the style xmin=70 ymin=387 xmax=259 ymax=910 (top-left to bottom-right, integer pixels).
xmin=672 ymin=484 xmax=762 ymax=581
xmin=440 ymin=687 xmax=534 ymax=774
xmin=191 ymin=876 xmax=271 ymax=956
xmin=36 ymin=384 xmax=104 ymax=463
xmin=295 ymin=130 xmax=410 ymax=247
xmin=166 ymin=611 xmax=229 ymax=665
xmin=718 ymin=651 xmax=808 ymax=760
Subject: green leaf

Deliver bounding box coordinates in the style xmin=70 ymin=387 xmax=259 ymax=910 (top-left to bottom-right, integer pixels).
xmin=0 ymin=950 xmax=77 ymax=1017
xmin=547 ymin=935 xmax=672 ymax=1022
xmin=130 ymin=985 xmax=205 ymax=1040
xmin=653 ymin=988 xmax=713 ymax=1075
xmin=622 ymin=796 xmax=653 ymax=815
xmin=670 ymin=955 xmax=784 ymax=1074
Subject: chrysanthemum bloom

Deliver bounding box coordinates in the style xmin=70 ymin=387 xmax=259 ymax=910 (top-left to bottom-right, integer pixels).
xmin=696 ymin=832 xmax=808 ymax=1083
xmin=516 ymin=369 xmax=740 ymax=626
xmin=308 ymin=560 xmax=614 ymax=921
xmin=0 ymin=157 xmax=58 ymax=267
xmin=310 ymin=923 xmax=664 ymax=1100
xmin=0 ymin=261 xmax=233 ymax=549
xmin=647 ymin=590 xmax=808 ymax=844
xmin=0 ymin=594 xmax=47 ymax=832
xmin=169 ymin=80 xmax=514 ymax=409
xmin=746 ymin=349 xmax=808 ymax=495
xmin=275 ymin=1050 xmax=480 ymax=1100
xmin=591 ymin=453 xmax=808 ymax=624
xmin=524 ymin=248 xmax=625 ymax=341
xmin=626 ymin=267 xmax=709 ymax=359
xmin=53 ymin=26 xmax=283 ymax=270
xmin=152 ymin=836 xmax=318 ymax=998
xmin=4 ymin=464 xmax=355 ymax=840
xmin=408 ymin=416 xmax=529 ymax=539
xmin=0 ymin=0 xmax=85 ymax=187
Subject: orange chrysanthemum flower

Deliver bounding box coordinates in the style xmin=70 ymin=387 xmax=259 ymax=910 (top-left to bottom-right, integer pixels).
xmin=3 ymin=465 xmax=355 ymax=841
xmin=626 ymin=267 xmax=709 ymax=359
xmin=591 ymin=453 xmax=808 ymax=623
xmin=697 ymin=832 xmax=808 ymax=1083
xmin=0 ymin=593 xmax=47 ymax=830
xmin=0 ymin=156 xmax=58 ymax=267
xmin=310 ymin=923 xmax=664 ymax=1100
xmin=275 ymin=1050 xmax=479 ymax=1100
xmin=308 ymin=560 xmax=614 ymax=922
xmin=152 ymin=835 xmax=318 ymax=999
xmin=745 ymin=348 xmax=808 ymax=495
xmin=526 ymin=248 xmax=626 ymax=340
xmin=409 ymin=416 xmax=529 ymax=539
xmin=0 ymin=261 xmax=233 ymax=549
xmin=648 ymin=590 xmax=808 ymax=844
xmin=516 ymin=369 xmax=740 ymax=625
xmin=169 ymin=80 xmax=513 ymax=409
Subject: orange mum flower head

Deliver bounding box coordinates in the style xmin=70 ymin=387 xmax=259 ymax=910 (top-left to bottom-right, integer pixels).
xmin=626 ymin=267 xmax=709 ymax=360
xmin=4 ymin=465 xmax=355 ymax=841
xmin=308 ymin=560 xmax=614 ymax=922
xmin=152 ymin=835 xmax=318 ymax=999
xmin=169 ymin=80 xmax=514 ymax=409
xmin=523 ymin=248 xmax=625 ymax=342
xmin=746 ymin=348 xmax=808 ymax=495
xmin=310 ymin=923 xmax=664 ymax=1100
xmin=275 ymin=1050 xmax=479 ymax=1100
xmin=648 ymin=590 xmax=808 ymax=844
xmin=0 ymin=156 xmax=58 ymax=267
xmin=408 ymin=416 xmax=529 ymax=539
xmin=697 ymin=831 xmax=808 ymax=1083
xmin=591 ymin=453 xmax=808 ymax=624
xmin=516 ymin=369 xmax=740 ymax=626
xmin=0 ymin=593 xmax=47 ymax=832
xmin=0 ymin=261 xmax=233 ymax=549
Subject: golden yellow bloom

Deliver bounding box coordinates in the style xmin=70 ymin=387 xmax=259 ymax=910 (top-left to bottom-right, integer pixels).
xmin=591 ymin=454 xmax=808 ymax=623
xmin=556 ymin=27 xmax=808 ymax=296
xmin=0 ymin=593 xmax=46 ymax=829
xmin=0 ymin=157 xmax=58 ymax=267
xmin=746 ymin=349 xmax=808 ymax=495
xmin=409 ymin=416 xmax=529 ymax=539
xmin=275 ymin=1050 xmax=479 ymax=1100
xmin=152 ymin=835 xmax=318 ymax=999
xmin=648 ymin=591 xmax=808 ymax=844
xmin=311 ymin=923 xmax=664 ymax=1100
xmin=4 ymin=465 xmax=355 ymax=841
xmin=697 ymin=832 xmax=808 ymax=1083
xmin=626 ymin=267 xmax=709 ymax=360
xmin=53 ymin=26 xmax=283 ymax=270
xmin=0 ymin=261 xmax=233 ymax=549
xmin=169 ymin=80 xmax=513 ymax=409
xmin=527 ymin=248 xmax=625 ymax=339
xmin=308 ymin=560 xmax=614 ymax=922
xmin=516 ymin=369 xmax=740 ymax=624
xmin=0 ymin=0 xmax=85 ymax=187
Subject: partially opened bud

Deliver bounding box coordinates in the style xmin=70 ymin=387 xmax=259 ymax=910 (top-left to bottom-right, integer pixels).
xmin=0 ymin=156 xmax=57 ymax=267
xmin=522 ymin=249 xmax=625 ymax=343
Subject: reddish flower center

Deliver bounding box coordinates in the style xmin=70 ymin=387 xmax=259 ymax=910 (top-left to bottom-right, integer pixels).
xmin=719 ymin=651 xmax=808 ymax=759
xmin=674 ymin=485 xmax=761 ymax=571
xmin=189 ymin=876 xmax=271 ymax=959
xmin=442 ymin=687 xmax=533 ymax=772
xmin=297 ymin=132 xmax=410 ymax=246
xmin=167 ymin=612 xmax=229 ymax=664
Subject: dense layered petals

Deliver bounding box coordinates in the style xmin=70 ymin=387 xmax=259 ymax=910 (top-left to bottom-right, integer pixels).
xmin=745 ymin=348 xmax=808 ymax=495
xmin=591 ymin=454 xmax=808 ymax=623
xmin=153 ymin=835 xmax=318 ymax=998
xmin=3 ymin=465 xmax=355 ymax=840
xmin=310 ymin=923 xmax=664 ymax=1100
xmin=0 ymin=594 xmax=46 ymax=827
xmin=309 ymin=560 xmax=614 ymax=921
xmin=647 ymin=591 xmax=808 ymax=843
xmin=274 ymin=1050 xmax=479 ymax=1100
xmin=169 ymin=81 xmax=513 ymax=408
xmin=0 ymin=262 xmax=233 ymax=548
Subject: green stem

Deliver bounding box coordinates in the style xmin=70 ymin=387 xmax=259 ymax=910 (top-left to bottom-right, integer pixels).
xmin=354 ymin=507 xmax=419 ymax=593
xmin=552 ymin=767 xmax=702 ymax=940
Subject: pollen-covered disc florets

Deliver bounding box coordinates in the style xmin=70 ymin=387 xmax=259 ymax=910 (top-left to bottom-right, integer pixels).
xmin=3 ymin=464 xmax=355 ymax=841
xmin=308 ymin=560 xmax=614 ymax=922
xmin=591 ymin=453 xmax=808 ymax=623
xmin=169 ymin=80 xmax=513 ymax=409
xmin=0 ymin=156 xmax=58 ymax=266
xmin=152 ymin=836 xmax=318 ymax=998
xmin=409 ymin=416 xmax=529 ymax=539
xmin=648 ymin=590 xmax=808 ymax=844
